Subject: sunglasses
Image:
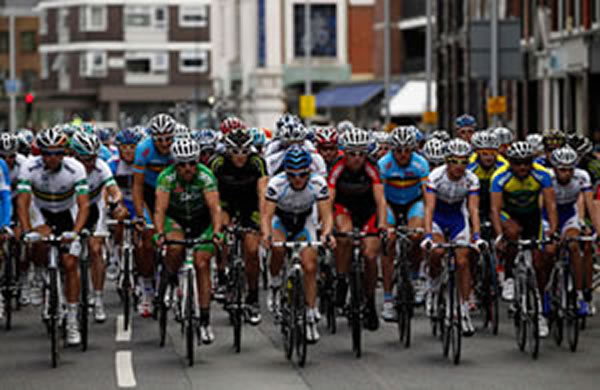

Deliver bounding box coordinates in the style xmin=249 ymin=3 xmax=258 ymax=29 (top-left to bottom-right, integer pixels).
xmin=286 ymin=170 xmax=310 ymax=179
xmin=394 ymin=148 xmax=412 ymax=154
xmin=119 ymin=144 xmax=137 ymax=150
xmin=318 ymin=145 xmax=337 ymax=152
xmin=229 ymin=148 xmax=250 ymax=156
xmin=446 ymin=158 xmax=469 ymax=166
xmin=41 ymin=149 xmax=65 ymax=156
xmin=346 ymin=150 xmax=366 ymax=158
xmin=177 ymin=161 xmax=197 ymax=168
xmin=77 ymin=155 xmax=96 ymax=162
xmin=154 ymin=136 xmax=173 ymax=144
xmin=510 ymin=159 xmax=533 ymax=166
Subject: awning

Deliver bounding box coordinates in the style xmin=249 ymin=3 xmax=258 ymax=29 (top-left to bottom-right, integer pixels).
xmin=384 ymin=80 xmax=437 ymax=117
xmin=316 ymin=82 xmax=401 ymax=109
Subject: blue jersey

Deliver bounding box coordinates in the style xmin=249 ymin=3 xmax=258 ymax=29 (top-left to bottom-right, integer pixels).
xmin=0 ymin=158 xmax=12 ymax=227
xmin=378 ymin=151 xmax=430 ymax=206
xmin=133 ymin=137 xmax=173 ymax=187
xmin=534 ymin=155 xmax=552 ymax=169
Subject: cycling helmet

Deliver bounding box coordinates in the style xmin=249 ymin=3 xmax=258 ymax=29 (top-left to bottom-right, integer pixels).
xmin=471 ymin=131 xmax=500 ymax=150
xmin=96 ymin=127 xmax=113 ymax=142
xmin=174 ymin=123 xmax=190 ymax=139
xmin=194 ymin=129 xmax=219 ymax=148
xmin=220 ymin=116 xmax=246 ymax=135
xmin=526 ymin=133 xmax=544 ymax=154
xmin=171 ymin=138 xmax=200 ymax=163
xmin=423 ymin=138 xmax=447 ymax=165
xmin=371 ymin=131 xmax=391 ymax=145
xmin=414 ymin=128 xmax=424 ymax=143
xmin=550 ymin=146 xmax=578 ymax=168
xmin=283 ymin=145 xmax=312 ymax=171
xmin=62 ymin=123 xmax=76 ymax=138
xmin=506 ymin=141 xmax=534 ymax=160
xmin=430 ymin=129 xmax=451 ymax=142
xmin=17 ymin=129 xmax=34 ymax=150
xmin=224 ymin=128 xmax=253 ymax=149
xmin=149 ymin=113 xmax=176 ymax=136
xmin=115 ymin=127 xmax=143 ymax=145
xmin=281 ymin=123 xmax=308 ymax=143
xmin=446 ymin=138 xmax=472 ymax=157
xmin=492 ymin=127 xmax=514 ymax=145
xmin=567 ymin=134 xmax=593 ymax=157
xmin=455 ymin=114 xmax=477 ymax=128
xmin=343 ymin=128 xmax=371 ymax=150
xmin=71 ymin=131 xmax=101 ymax=156
xmin=337 ymin=120 xmax=354 ymax=134
xmin=0 ymin=133 xmax=18 ymax=155
xmin=542 ymin=128 xmax=566 ymax=148
xmin=390 ymin=126 xmax=417 ymax=149
xmin=80 ymin=122 xmax=97 ymax=135
xmin=36 ymin=127 xmax=68 ymax=149
xmin=248 ymin=127 xmax=266 ymax=148
xmin=315 ymin=127 xmax=338 ymax=145
xmin=276 ymin=113 xmax=300 ymax=132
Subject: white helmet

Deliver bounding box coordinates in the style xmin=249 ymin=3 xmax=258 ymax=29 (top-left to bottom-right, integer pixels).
xmin=550 ymin=146 xmax=578 ymax=168
xmin=471 ymin=131 xmax=500 ymax=150
xmin=492 ymin=127 xmax=514 ymax=145
xmin=526 ymin=133 xmax=544 ymax=154
xmin=506 ymin=141 xmax=533 ymax=160
xmin=390 ymin=126 xmax=417 ymax=148
xmin=446 ymin=138 xmax=472 ymax=157
xmin=337 ymin=120 xmax=354 ymax=134
xmin=149 ymin=113 xmax=176 ymax=136
xmin=423 ymin=139 xmax=447 ymax=165
xmin=343 ymin=128 xmax=371 ymax=150
xmin=174 ymin=123 xmax=190 ymax=139
xmin=281 ymin=123 xmax=307 ymax=143
xmin=170 ymin=138 xmax=200 ymax=163
xmin=0 ymin=133 xmax=18 ymax=155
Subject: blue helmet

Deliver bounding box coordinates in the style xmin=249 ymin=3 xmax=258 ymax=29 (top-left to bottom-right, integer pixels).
xmin=96 ymin=127 xmax=113 ymax=142
xmin=115 ymin=127 xmax=143 ymax=145
xmin=414 ymin=128 xmax=424 ymax=143
xmin=283 ymin=146 xmax=312 ymax=170
xmin=248 ymin=127 xmax=266 ymax=148
xmin=193 ymin=129 xmax=219 ymax=148
xmin=455 ymin=114 xmax=476 ymax=128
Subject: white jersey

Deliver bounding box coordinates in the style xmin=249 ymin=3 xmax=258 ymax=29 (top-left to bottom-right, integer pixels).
xmin=550 ymin=168 xmax=592 ymax=206
xmin=265 ymin=139 xmax=316 ymax=157
xmin=17 ymin=156 xmax=89 ymax=213
xmin=112 ymin=159 xmax=134 ymax=202
xmin=7 ymin=153 xmax=28 ymax=198
xmin=266 ymin=172 xmax=329 ymax=216
xmin=426 ymin=165 xmax=480 ymax=213
xmin=87 ymin=158 xmax=116 ymax=204
xmin=266 ymin=148 xmax=327 ymax=177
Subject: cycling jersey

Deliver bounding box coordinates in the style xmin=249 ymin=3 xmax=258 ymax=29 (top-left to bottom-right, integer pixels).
xmin=209 ymin=153 xmax=267 ymax=227
xmin=266 ymin=147 xmax=327 ymax=177
xmin=544 ymin=168 xmax=592 ymax=234
xmin=86 ymin=158 xmax=116 ymax=205
xmin=490 ymin=162 xmax=552 ymax=215
xmin=265 ymin=140 xmax=316 ymax=157
xmin=533 ymin=155 xmax=552 ymax=169
xmin=426 ymin=165 xmax=479 ymax=241
xmin=156 ymin=164 xmax=217 ymax=233
xmin=378 ymin=151 xmax=429 ymax=206
xmin=6 ymin=153 xmax=28 ymax=199
xmin=469 ymin=152 xmax=508 ymax=166
xmin=578 ymin=156 xmax=600 ymax=188
xmin=266 ymin=172 xmax=329 ymax=239
xmin=99 ymin=144 xmax=115 ymax=163
xmin=17 ymin=156 xmax=89 ymax=213
xmin=110 ymin=158 xmax=134 ymax=203
xmin=467 ymin=155 xmax=507 ymax=218
xmin=328 ymin=157 xmax=381 ymax=229
xmin=0 ymin=159 xmax=12 ymax=228
xmin=133 ymin=137 xmax=173 ymax=188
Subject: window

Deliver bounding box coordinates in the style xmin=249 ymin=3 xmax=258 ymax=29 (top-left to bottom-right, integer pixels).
xmin=0 ymin=32 xmax=8 ymax=53
xmin=155 ymin=7 xmax=167 ymax=27
xmin=21 ymin=70 xmax=37 ymax=91
xmin=294 ymin=4 xmax=337 ymax=58
xmin=154 ymin=53 xmax=168 ymax=72
xmin=41 ymin=53 xmax=48 ymax=79
xmin=21 ymin=32 xmax=37 ymax=53
xmin=80 ymin=51 xmax=107 ymax=78
xmin=126 ymin=58 xmax=151 ymax=73
xmin=80 ymin=5 xmax=107 ymax=32
xmin=40 ymin=10 xmax=48 ymax=35
xmin=179 ymin=6 xmax=208 ymax=27
xmin=179 ymin=51 xmax=208 ymax=73
xmin=125 ymin=6 xmax=167 ymax=28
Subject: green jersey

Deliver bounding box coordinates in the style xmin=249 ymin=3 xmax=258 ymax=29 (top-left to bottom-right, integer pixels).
xmin=156 ymin=164 xmax=218 ymax=226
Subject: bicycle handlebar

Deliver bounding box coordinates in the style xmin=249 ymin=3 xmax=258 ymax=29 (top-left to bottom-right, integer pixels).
xmin=271 ymin=241 xmax=323 ymax=249
xmin=23 ymin=231 xmax=78 ymax=244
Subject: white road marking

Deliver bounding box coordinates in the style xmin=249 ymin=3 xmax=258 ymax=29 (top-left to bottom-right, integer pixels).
xmin=116 ymin=351 xmax=137 ymax=388
xmin=116 ymin=315 xmax=132 ymax=342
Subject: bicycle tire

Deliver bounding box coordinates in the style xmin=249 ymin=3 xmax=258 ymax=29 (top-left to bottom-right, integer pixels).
xmin=451 ymin=273 xmax=462 ymax=365
xmin=233 ymin=262 xmax=244 ymax=354
xmin=526 ymin=276 xmax=539 ymax=360
xmin=489 ymin=253 xmax=500 ymax=336
xmin=551 ymin=269 xmax=564 ymax=347
xmin=186 ymin=269 xmax=195 ymax=367
xmin=350 ymin=269 xmax=362 ymax=358
xmin=123 ymin=249 xmax=131 ymax=332
xmin=158 ymin=270 xmax=169 ymax=348
xmin=396 ymin=267 xmax=406 ymax=344
xmin=515 ymin=276 xmax=527 ymax=352
xmin=3 ymin=243 xmax=13 ymax=330
xmin=565 ymin=267 xmax=579 ymax=352
xmin=49 ymin=268 xmax=59 ymax=368
xmin=80 ymin=257 xmax=89 ymax=352
xmin=283 ymin=278 xmax=294 ymax=361
xmin=442 ymin=279 xmax=451 ymax=358
xmin=294 ymin=272 xmax=307 ymax=367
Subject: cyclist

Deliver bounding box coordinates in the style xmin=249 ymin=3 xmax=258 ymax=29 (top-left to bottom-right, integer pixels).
xmin=328 ymin=128 xmax=387 ymax=330
xmin=455 ymin=114 xmax=477 ymax=143
xmin=568 ymin=134 xmax=600 ymax=189
xmin=526 ymin=133 xmax=545 ymax=159
xmin=194 ymin=129 xmax=220 ymax=165
xmin=261 ymin=146 xmax=335 ymax=343
xmin=545 ymin=146 xmax=600 ymax=316
xmin=421 ymin=138 xmax=484 ymax=336
xmin=0 ymin=157 xmax=11 ymax=320
xmin=97 ymin=127 xmax=118 ymax=158
xmin=154 ymin=138 xmax=223 ymax=344
xmin=248 ymin=127 xmax=267 ymax=154
xmin=535 ymin=129 xmax=566 ymax=169
xmin=71 ymin=131 xmax=124 ymax=323
xmin=132 ymin=113 xmax=176 ymax=317
xmin=422 ymin=138 xmax=446 ymax=170
xmin=314 ymin=127 xmax=341 ymax=171
xmin=174 ymin=123 xmax=191 ymax=139
xmin=17 ymin=128 xmax=90 ymax=345
xmin=16 ymin=129 xmax=34 ymax=156
xmin=378 ymin=126 xmax=430 ymax=320
xmin=369 ymin=131 xmax=392 ymax=161
xmin=492 ymin=127 xmax=514 ymax=158
xmin=208 ymin=128 xmax=268 ymax=324
xmin=490 ymin=141 xmax=558 ymax=338
xmin=430 ymin=130 xmax=451 ymax=143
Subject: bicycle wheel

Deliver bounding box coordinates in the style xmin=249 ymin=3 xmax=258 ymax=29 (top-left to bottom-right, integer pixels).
xmin=488 ymin=253 xmax=500 ymax=336
xmin=526 ymin=276 xmax=540 ymax=360
xmin=450 ymin=273 xmax=462 ymax=365
xmin=442 ymin=279 xmax=451 ymax=358
xmin=350 ymin=269 xmax=362 ymax=358
xmin=282 ymin=279 xmax=294 ymax=360
xmin=80 ymin=257 xmax=89 ymax=352
xmin=233 ymin=262 xmax=244 ymax=354
xmin=294 ymin=272 xmax=307 ymax=367
xmin=397 ymin=271 xmax=413 ymax=348
xmin=551 ymin=270 xmax=564 ymax=347
xmin=3 ymin=246 xmax=13 ymax=330
xmin=185 ymin=269 xmax=195 ymax=367
xmin=565 ymin=268 xmax=579 ymax=352
xmin=158 ymin=270 xmax=169 ymax=348
xmin=122 ymin=249 xmax=131 ymax=332
xmin=49 ymin=268 xmax=59 ymax=368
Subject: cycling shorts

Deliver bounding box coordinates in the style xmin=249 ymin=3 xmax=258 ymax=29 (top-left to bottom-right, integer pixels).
xmin=123 ymin=199 xmax=152 ymax=224
xmin=542 ymin=206 xmax=580 ymax=236
xmin=501 ymin=209 xmax=542 ymax=240
xmin=386 ymin=199 xmax=424 ymax=226
xmin=272 ymin=214 xmax=316 ymax=242
xmin=334 ymin=204 xmax=378 ymax=234
xmin=163 ymin=216 xmax=215 ymax=253
xmin=31 ymin=204 xmax=75 ymax=235
xmin=432 ymin=209 xmax=470 ymax=244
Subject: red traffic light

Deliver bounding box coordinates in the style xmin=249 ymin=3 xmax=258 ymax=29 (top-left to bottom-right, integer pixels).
xmin=25 ymin=93 xmax=34 ymax=104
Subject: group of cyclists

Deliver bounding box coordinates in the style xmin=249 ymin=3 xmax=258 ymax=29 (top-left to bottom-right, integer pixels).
xmin=1 ymin=110 xmax=599 ymax=362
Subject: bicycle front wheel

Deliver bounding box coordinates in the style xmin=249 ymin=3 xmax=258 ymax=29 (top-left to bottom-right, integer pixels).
xmin=80 ymin=258 xmax=89 ymax=352
xmin=294 ymin=272 xmax=307 ymax=367
xmin=450 ymin=273 xmax=462 ymax=365
xmin=233 ymin=263 xmax=244 ymax=354
xmin=565 ymin=267 xmax=579 ymax=352
xmin=185 ymin=269 xmax=195 ymax=367
xmin=350 ymin=269 xmax=362 ymax=358
xmin=526 ymin=275 xmax=540 ymax=359
xmin=49 ymin=268 xmax=59 ymax=368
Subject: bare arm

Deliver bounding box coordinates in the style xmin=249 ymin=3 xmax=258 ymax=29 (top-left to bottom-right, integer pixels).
xmin=17 ymin=192 xmax=32 ymax=232
xmin=154 ymin=189 xmax=169 ymax=236
xmin=73 ymin=194 xmax=90 ymax=234
xmin=105 ymin=184 xmax=123 ymax=205
xmin=542 ymin=187 xmax=558 ymax=236
xmin=257 ymin=177 xmax=268 ymax=215
xmin=261 ymin=200 xmax=277 ymax=239
xmin=373 ymin=183 xmax=388 ymax=229
xmin=468 ymin=193 xmax=481 ymax=237
xmin=423 ymin=190 xmax=436 ymax=235
xmin=583 ymin=192 xmax=600 ymax=234
xmin=132 ymin=172 xmax=146 ymax=218
xmin=317 ymin=198 xmax=333 ymax=237
xmin=490 ymin=192 xmax=504 ymax=237
xmin=204 ymin=191 xmax=222 ymax=235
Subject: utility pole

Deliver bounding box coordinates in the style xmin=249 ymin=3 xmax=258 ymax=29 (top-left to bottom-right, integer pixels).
xmin=490 ymin=0 xmax=499 ymax=126
xmin=9 ymin=14 xmax=17 ymax=133
xmin=425 ymin=0 xmax=433 ymax=130
xmin=383 ymin=0 xmax=391 ymax=126
xmin=304 ymin=0 xmax=312 ymax=126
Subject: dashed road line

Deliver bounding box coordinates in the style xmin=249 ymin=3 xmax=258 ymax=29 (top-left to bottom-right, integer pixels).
xmin=116 ymin=315 xmax=132 ymax=342
xmin=116 ymin=351 xmax=137 ymax=388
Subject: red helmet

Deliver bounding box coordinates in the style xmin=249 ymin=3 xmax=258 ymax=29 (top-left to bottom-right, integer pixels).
xmin=219 ymin=116 xmax=246 ymax=135
xmin=315 ymin=127 xmax=338 ymax=145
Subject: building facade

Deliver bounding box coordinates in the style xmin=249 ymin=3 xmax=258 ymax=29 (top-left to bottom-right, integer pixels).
xmin=37 ymin=0 xmax=213 ymax=125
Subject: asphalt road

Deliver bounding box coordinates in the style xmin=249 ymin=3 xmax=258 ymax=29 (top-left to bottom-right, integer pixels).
xmin=2 ymin=284 xmax=600 ymax=390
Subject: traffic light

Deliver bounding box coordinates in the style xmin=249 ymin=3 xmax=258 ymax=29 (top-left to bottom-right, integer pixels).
xmin=25 ymin=93 xmax=34 ymax=122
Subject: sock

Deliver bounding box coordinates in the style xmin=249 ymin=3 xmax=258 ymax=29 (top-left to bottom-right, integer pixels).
xmin=383 ymin=292 xmax=393 ymax=303
xmin=270 ymin=275 xmax=282 ymax=289
xmin=95 ymin=290 xmax=103 ymax=304
xmin=142 ymin=278 xmax=154 ymax=298
xmin=577 ymin=290 xmax=584 ymax=301
xmin=200 ymin=308 xmax=210 ymax=326
xmin=67 ymin=303 xmax=78 ymax=323
xmin=246 ymin=289 xmax=258 ymax=304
